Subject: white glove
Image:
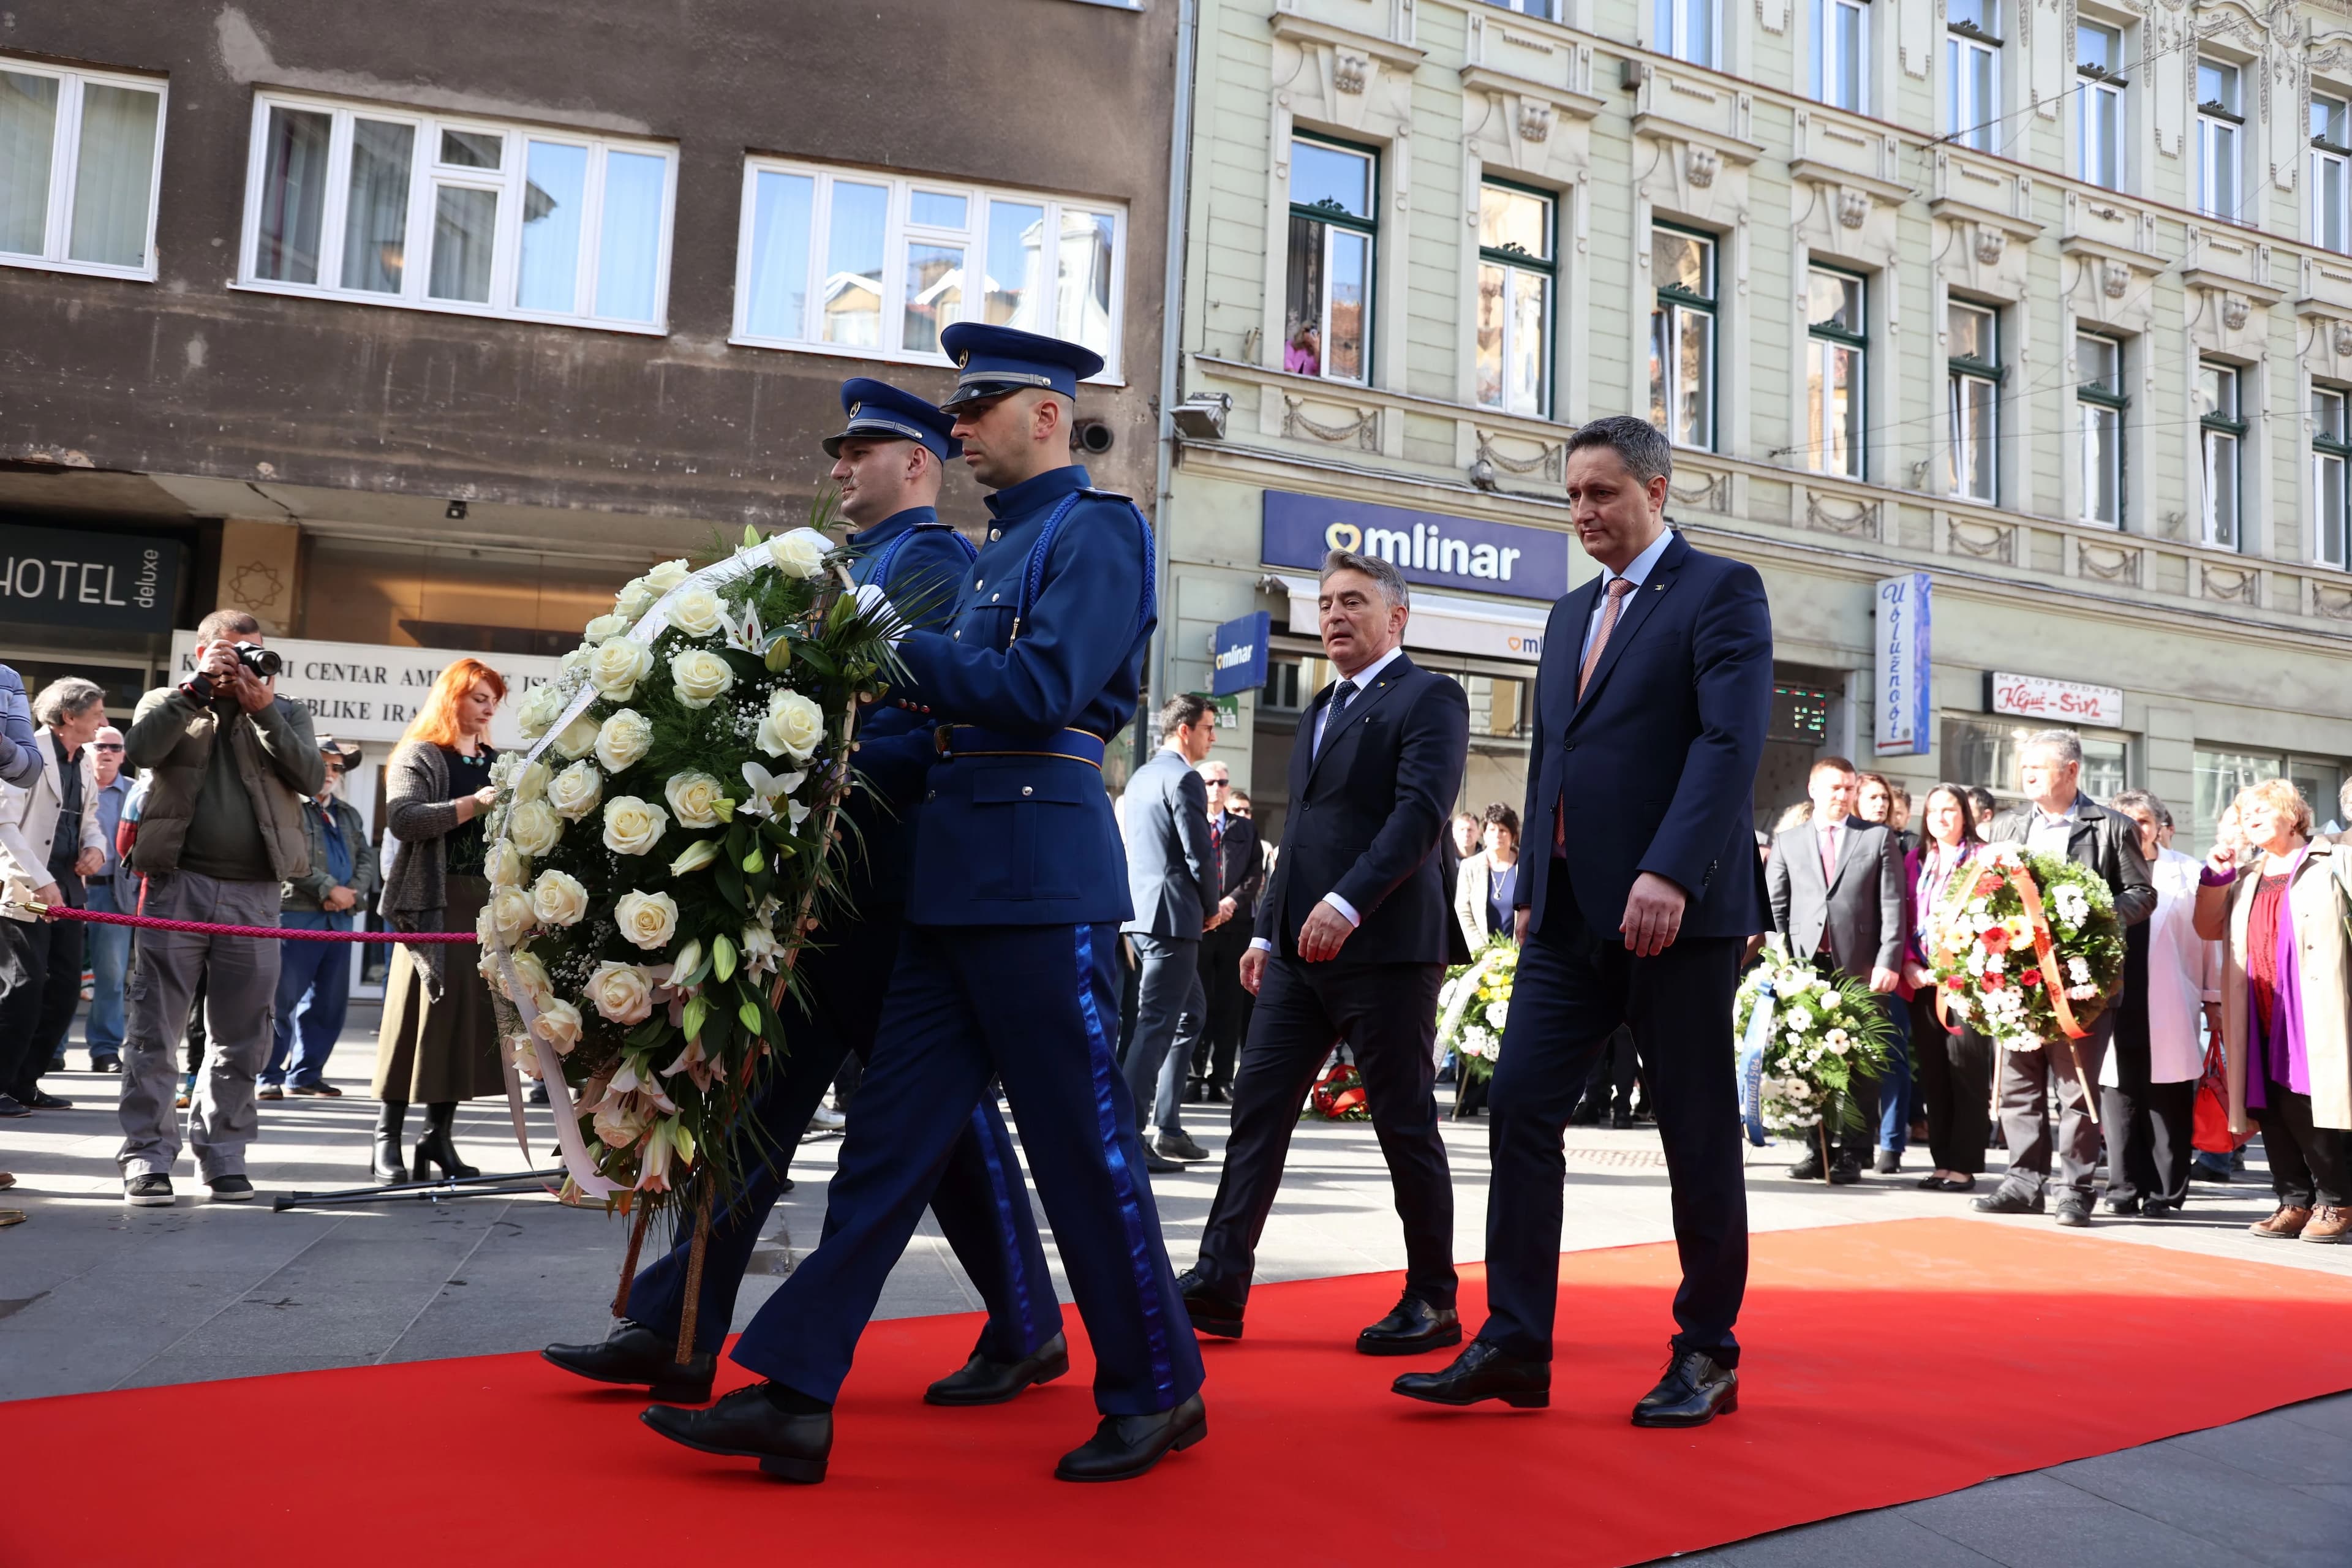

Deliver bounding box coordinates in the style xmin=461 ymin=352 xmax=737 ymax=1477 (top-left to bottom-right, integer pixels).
xmin=853 ymin=582 xmax=907 ymax=646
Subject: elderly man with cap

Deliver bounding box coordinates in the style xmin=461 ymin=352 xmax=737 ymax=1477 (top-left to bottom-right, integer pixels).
xmin=258 ymin=736 xmax=380 ymax=1099
xmin=643 ymin=325 xmax=1205 ymax=1486
xmin=548 ymin=377 xmax=1066 ymax=1411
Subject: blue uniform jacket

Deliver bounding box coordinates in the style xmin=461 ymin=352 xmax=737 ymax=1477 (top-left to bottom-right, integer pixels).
xmin=1516 ymin=529 xmax=1773 ymax=943
xmin=843 ymin=506 xmax=976 ymax=907
xmin=873 ymin=466 xmax=1153 ymax=927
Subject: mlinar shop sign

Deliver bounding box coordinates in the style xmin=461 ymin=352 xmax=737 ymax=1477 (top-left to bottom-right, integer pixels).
xmin=1261 ymin=491 xmax=1569 ymax=600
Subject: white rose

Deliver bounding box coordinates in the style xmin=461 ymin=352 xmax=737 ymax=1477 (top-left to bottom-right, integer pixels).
xmin=757 ymin=690 xmax=826 ymax=761
xmin=665 ymin=771 xmax=728 ymax=829
xmin=644 ymin=558 xmax=692 ymax=594
xmin=507 ymin=799 xmax=562 ymax=856
xmin=548 ymin=760 xmax=603 ymax=821
xmin=767 ymin=527 xmax=831 ymax=579
xmin=503 ymin=949 xmax=554 ymax=1006
xmin=614 ymin=578 xmax=657 ymax=620
xmin=551 ymin=714 xmax=601 ymax=761
xmin=582 ymin=612 xmax=633 ymax=644
xmin=529 ymin=869 xmax=589 ymax=927
xmin=486 ymin=886 xmax=534 ymax=941
xmin=483 ymin=840 xmax=527 ymax=889
xmin=584 ymin=960 xmax=656 ymax=1025
xmin=516 ymin=682 xmax=567 ymax=739
xmin=531 ymin=997 xmax=585 ymax=1055
xmin=505 ymin=759 xmax=549 ymax=805
xmin=557 ymin=647 xmax=590 ymax=680
xmin=589 ymin=638 xmax=654 ymax=701
xmin=595 ymin=708 xmax=654 ymax=772
xmin=669 ymin=648 xmax=735 ymax=710
xmin=669 ymin=586 xmax=725 ymax=638
xmin=603 ymin=795 xmax=668 ymax=856
xmin=615 ymin=889 xmax=680 ymax=951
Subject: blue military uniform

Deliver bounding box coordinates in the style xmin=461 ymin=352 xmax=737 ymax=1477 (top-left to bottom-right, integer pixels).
xmin=731 ymin=330 xmax=1205 ymax=1422
xmin=627 ymin=380 xmax=1060 ymax=1367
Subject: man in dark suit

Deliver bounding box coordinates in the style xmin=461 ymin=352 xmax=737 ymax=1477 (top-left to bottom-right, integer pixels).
xmin=1396 ymin=415 xmax=1771 ymax=1428
xmin=1972 ymin=728 xmax=2156 ymax=1227
xmin=1765 ymin=755 xmax=1904 ymax=1183
xmin=1176 ymin=549 xmax=1470 ymax=1354
xmin=1120 ymin=694 xmax=1223 ymax=1170
xmin=1190 ymin=757 xmax=1264 ymax=1104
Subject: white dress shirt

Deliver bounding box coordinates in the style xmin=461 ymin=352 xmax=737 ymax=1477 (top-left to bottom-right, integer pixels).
xmin=1253 ymin=643 xmax=1407 ymax=952
xmin=1578 ymin=527 xmax=1675 ymax=665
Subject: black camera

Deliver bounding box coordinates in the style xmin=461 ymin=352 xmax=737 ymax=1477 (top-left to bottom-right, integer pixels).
xmin=233 ymin=641 xmax=283 ymax=680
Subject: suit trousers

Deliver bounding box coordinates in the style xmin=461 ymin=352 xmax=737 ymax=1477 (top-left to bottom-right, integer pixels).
xmin=2098 ymin=1012 xmax=2193 ymax=1208
xmin=1480 ymin=898 xmax=1747 ymax=1365
xmin=732 ymin=922 xmax=1202 ymax=1416
xmin=1909 ymin=989 xmax=1992 ymax=1175
xmin=1991 ymin=1012 xmax=2114 ymax=1200
xmin=1193 ymin=922 xmax=1253 ymax=1091
xmin=1122 ymin=932 xmax=1203 ymax=1134
xmin=2252 ymin=1081 xmax=2352 ymax=1210
xmin=630 ymin=909 xmax=1060 ymax=1360
xmin=1194 ymin=953 xmax=1455 ymax=1309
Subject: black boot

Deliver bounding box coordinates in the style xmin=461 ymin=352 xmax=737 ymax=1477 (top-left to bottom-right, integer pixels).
xmin=372 ymin=1100 xmax=409 ymax=1183
xmin=414 ymin=1101 xmax=479 ymax=1180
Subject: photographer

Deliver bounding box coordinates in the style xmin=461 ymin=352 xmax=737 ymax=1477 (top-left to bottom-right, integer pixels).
xmin=116 ymin=611 xmax=323 ymax=1207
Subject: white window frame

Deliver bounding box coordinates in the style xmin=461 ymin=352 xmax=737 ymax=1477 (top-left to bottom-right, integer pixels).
xmin=2075 ymin=25 xmax=2126 ymax=191
xmin=1947 ymin=300 xmax=2000 ymax=503
xmin=2313 ymin=384 xmax=2351 ymax=569
xmin=0 ymin=56 xmax=167 ymax=282
xmin=729 ymin=157 xmax=1126 ymax=382
xmin=1813 ymin=0 xmax=1872 ymax=115
xmin=1945 ymin=4 xmax=2000 ymax=153
xmin=2076 ymin=331 xmax=2127 ymax=529
xmin=234 ymin=90 xmax=678 ymax=334
xmin=1651 ymin=224 xmax=1717 ymax=451
xmin=2195 ymin=58 xmax=2244 ymax=225
xmin=1476 ymin=178 xmax=1555 ymax=418
xmin=2313 ymin=92 xmax=2351 ymax=255
xmin=1653 ymin=0 xmax=1717 ymax=68
xmin=2199 ymin=358 xmax=2246 ymax=550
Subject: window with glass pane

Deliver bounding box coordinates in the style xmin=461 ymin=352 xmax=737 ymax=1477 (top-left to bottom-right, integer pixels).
xmin=1653 ymin=0 xmax=1714 ymax=66
xmin=1806 ymin=266 xmax=1866 ymax=477
xmin=731 ymin=161 xmax=1123 ymax=372
xmin=1286 ymin=135 xmax=1376 ymax=384
xmin=0 ymin=61 xmax=163 ymax=277
xmin=1947 ymin=0 xmax=1999 ymax=152
xmin=1947 ymin=300 xmax=1999 ymax=502
xmin=2076 ymin=24 xmax=2125 ymax=190
xmin=1480 ymin=0 xmax=1556 ymax=16
xmin=2197 ymin=59 xmax=2242 ymax=221
xmin=1813 ymin=0 xmax=1871 ymax=113
xmin=1945 ymin=716 xmax=2128 ymax=802
xmin=1649 ymin=226 xmax=1716 ymax=450
xmin=2315 ymin=387 xmax=2351 ymax=568
xmin=2077 ymin=332 xmax=2125 ymax=527
xmin=2195 ymin=747 xmax=2283 ymax=845
xmin=2314 ymin=95 xmax=2350 ymax=254
xmin=1476 ymin=181 xmax=1553 ymax=417
xmin=243 ymin=93 xmax=674 ymax=330
xmin=2198 ymin=359 xmax=2245 ymax=549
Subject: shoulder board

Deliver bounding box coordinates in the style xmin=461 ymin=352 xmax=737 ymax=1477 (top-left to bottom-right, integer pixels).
xmin=1077 ymin=487 xmax=1137 ymax=503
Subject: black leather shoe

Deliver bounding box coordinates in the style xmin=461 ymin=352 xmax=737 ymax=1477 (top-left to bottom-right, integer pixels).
xmin=1144 ymin=1148 xmax=1185 ymax=1175
xmin=1787 ymin=1148 xmax=1825 ymax=1181
xmin=543 ymin=1318 xmax=717 ymax=1403
xmin=1610 ymin=1109 xmax=1634 ymax=1130
xmin=1174 ymin=1268 xmax=1244 ymax=1339
xmin=1972 ymin=1186 xmax=2046 ymax=1215
xmin=1827 ymin=1155 xmax=1862 ymax=1185
xmin=2053 ymin=1195 xmax=2092 ymax=1228
xmin=1054 ymin=1393 xmax=1206 ymax=1482
xmin=640 ymin=1382 xmax=830 ymax=1483
xmin=1205 ymin=1085 xmax=1229 ymax=1104
xmin=924 ymin=1332 xmax=1070 ymax=1406
xmin=1392 ymin=1339 xmax=1550 ymax=1408
xmin=1875 ymin=1150 xmax=1901 ymax=1174
xmin=1356 ymin=1294 xmax=1462 ymax=1357
xmin=2104 ymin=1193 xmax=2141 ymax=1216
xmin=1632 ymin=1348 xmax=1738 ymax=1428
xmin=1153 ymin=1129 xmax=1211 ymax=1162
xmin=2141 ymin=1197 xmax=2182 ymax=1217
xmin=25 ymin=1090 xmax=70 ymax=1110
xmin=91 ymin=1056 xmax=122 ymax=1075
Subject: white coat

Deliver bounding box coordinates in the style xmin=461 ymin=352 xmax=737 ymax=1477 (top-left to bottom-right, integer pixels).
xmin=0 ymin=728 xmax=103 ymax=909
xmin=2101 ymin=846 xmax=2220 ymax=1088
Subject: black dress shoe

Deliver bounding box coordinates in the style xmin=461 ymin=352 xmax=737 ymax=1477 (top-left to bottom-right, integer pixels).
xmin=543 ymin=1318 xmax=717 ymax=1403
xmin=1392 ymin=1339 xmax=1550 ymax=1408
xmin=640 ymin=1382 xmax=830 ymax=1483
xmin=1972 ymin=1186 xmax=2046 ymax=1215
xmin=1174 ymin=1268 xmax=1243 ymax=1339
xmin=1153 ymin=1129 xmax=1211 ymax=1163
xmin=924 ymin=1332 xmax=1070 ymax=1406
xmin=1055 ymin=1392 xmax=1206 ymax=1482
xmin=2140 ymin=1197 xmax=2181 ymax=1216
xmin=1144 ymin=1149 xmax=1185 ymax=1175
xmin=1875 ymin=1150 xmax=1901 ymax=1174
xmin=1356 ymin=1295 xmax=1462 ymax=1357
xmin=91 ymin=1056 xmax=122 ymax=1075
xmin=2105 ymin=1193 xmax=2141 ymax=1216
xmin=1632 ymin=1348 xmax=1738 ymax=1428
xmin=1610 ymin=1109 xmax=1634 ymax=1130
xmin=1827 ymin=1155 xmax=1862 ymax=1185
xmin=25 ymin=1090 xmax=70 ymax=1110
xmin=2053 ymin=1195 xmax=2092 ymax=1228
xmin=1787 ymin=1147 xmax=1826 ymax=1181
xmin=1205 ymin=1085 xmax=1229 ymax=1104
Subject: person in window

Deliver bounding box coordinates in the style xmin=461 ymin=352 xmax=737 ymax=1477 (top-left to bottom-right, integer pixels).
xmin=2195 ymin=778 xmax=2352 ymax=1243
xmin=1284 ymin=322 xmax=1322 ymax=377
xmin=375 ymin=659 xmax=507 ymax=1184
xmin=1902 ymin=784 xmax=1988 ymax=1191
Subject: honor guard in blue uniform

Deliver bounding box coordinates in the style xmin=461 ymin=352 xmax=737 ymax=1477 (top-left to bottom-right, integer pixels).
xmin=644 ymin=326 xmax=1207 ymax=1485
xmin=546 ymin=379 xmax=1063 ymax=1410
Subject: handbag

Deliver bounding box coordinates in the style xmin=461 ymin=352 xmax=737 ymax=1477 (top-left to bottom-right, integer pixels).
xmin=2190 ymin=1035 xmax=2245 ymax=1154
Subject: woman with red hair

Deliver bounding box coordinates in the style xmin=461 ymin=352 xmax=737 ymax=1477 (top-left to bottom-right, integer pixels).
xmin=371 ymin=657 xmax=507 ymax=1183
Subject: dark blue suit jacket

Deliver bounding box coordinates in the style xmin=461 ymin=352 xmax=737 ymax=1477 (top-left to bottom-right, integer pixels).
xmin=877 ymin=466 xmax=1152 ymax=927
xmin=1517 ymin=530 xmax=1772 ymax=943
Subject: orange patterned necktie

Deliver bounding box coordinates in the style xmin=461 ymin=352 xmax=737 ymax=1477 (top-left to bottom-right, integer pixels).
xmin=1578 ymin=577 xmax=1636 ymax=699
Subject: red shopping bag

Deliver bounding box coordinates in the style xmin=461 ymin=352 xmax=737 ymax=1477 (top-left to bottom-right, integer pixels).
xmin=2191 ymin=1036 xmax=2246 ymax=1154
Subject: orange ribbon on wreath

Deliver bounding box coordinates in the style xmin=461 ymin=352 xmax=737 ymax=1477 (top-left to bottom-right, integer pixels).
xmin=1930 ymin=856 xmax=2089 ymax=1042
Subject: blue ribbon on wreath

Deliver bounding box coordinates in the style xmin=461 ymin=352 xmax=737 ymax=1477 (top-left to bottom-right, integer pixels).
xmin=1736 ymin=978 xmax=1774 ymax=1148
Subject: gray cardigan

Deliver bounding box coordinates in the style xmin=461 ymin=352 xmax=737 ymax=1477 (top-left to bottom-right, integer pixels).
xmin=382 ymin=739 xmax=477 ymax=998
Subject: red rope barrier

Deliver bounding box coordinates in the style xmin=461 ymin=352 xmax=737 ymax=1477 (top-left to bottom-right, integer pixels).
xmin=22 ymin=904 xmax=477 ymax=944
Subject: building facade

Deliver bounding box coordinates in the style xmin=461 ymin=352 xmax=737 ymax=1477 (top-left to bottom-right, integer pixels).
xmin=1166 ymin=0 xmax=2352 ymax=850
xmin=2 ymin=0 xmax=1178 ymax=810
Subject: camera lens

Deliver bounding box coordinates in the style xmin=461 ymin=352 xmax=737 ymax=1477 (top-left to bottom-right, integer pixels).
xmin=236 ymin=643 xmax=284 ymax=679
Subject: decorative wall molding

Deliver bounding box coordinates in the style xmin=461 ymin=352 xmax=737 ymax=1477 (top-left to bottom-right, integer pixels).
xmin=1283 ymin=394 xmax=1381 ymax=451
xmin=1804 ymin=490 xmax=1882 ymax=540
xmin=1948 ymin=516 xmax=2019 ymax=564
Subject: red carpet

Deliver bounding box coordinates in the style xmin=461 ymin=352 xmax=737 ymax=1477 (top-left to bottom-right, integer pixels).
xmin=9 ymin=1216 xmax=2352 ymax=1567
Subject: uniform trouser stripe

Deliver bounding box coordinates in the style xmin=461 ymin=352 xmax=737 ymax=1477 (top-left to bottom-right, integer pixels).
xmin=1072 ymin=923 xmax=1177 ymax=1405
xmin=968 ymin=1098 xmax=1043 ymax=1354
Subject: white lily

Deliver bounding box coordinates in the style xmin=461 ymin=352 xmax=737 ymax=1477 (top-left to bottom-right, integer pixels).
xmin=741 ymin=760 xmax=807 ymax=820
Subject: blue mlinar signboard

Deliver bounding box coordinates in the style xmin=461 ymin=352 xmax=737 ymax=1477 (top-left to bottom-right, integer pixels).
xmin=1211 ymin=610 xmax=1271 ymax=696
xmin=1261 ymin=490 xmax=1570 ymax=601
